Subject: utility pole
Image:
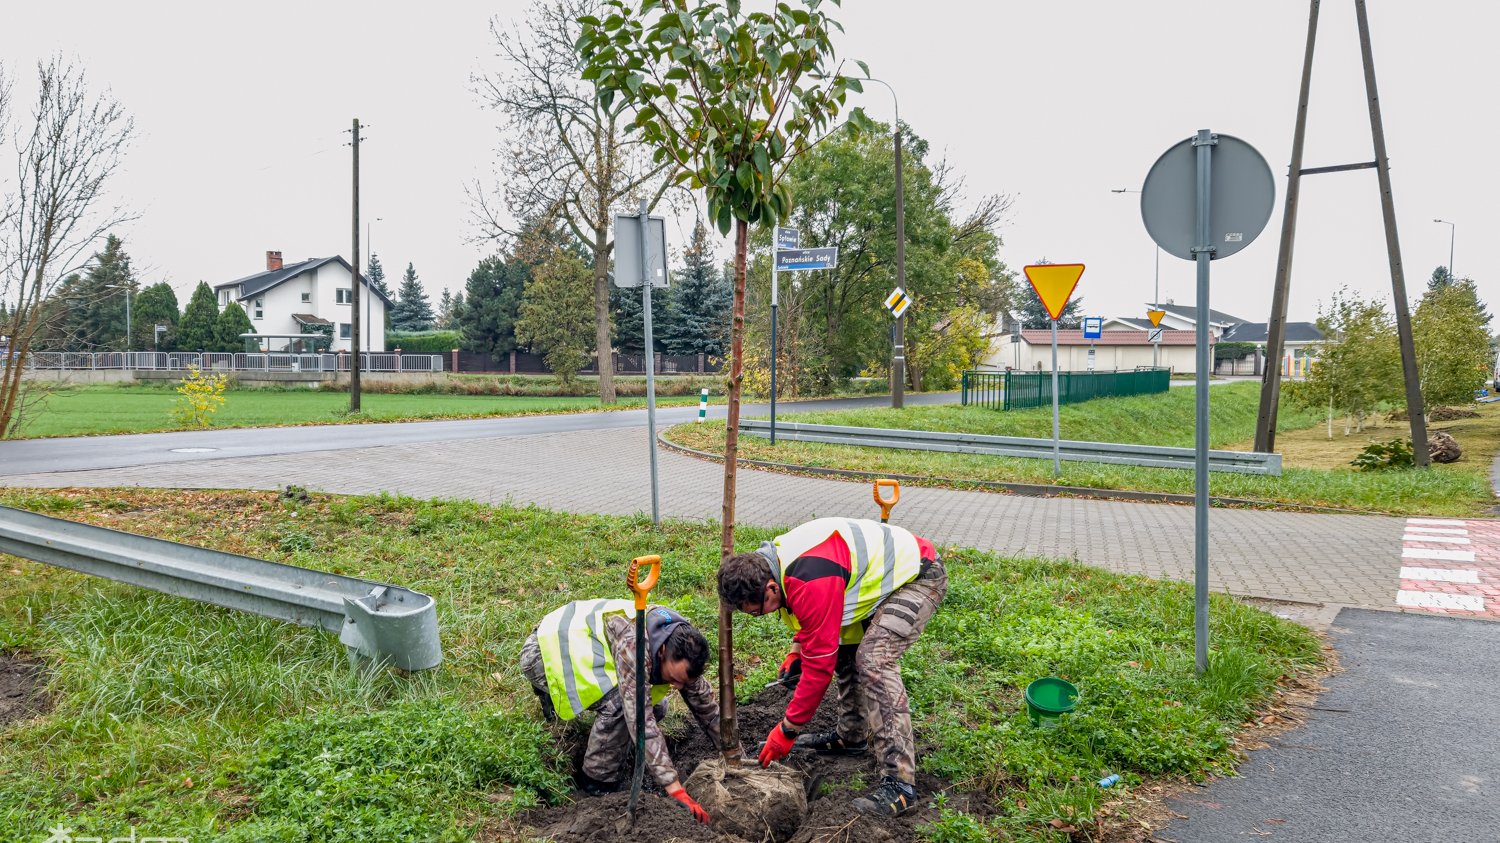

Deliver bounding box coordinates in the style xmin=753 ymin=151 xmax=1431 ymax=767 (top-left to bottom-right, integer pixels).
xmin=350 ymin=118 xmax=362 ymax=413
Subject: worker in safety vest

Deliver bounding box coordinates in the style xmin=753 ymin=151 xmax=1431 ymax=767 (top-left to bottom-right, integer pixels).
xmin=719 ymin=517 xmax=948 ymax=817
xmin=519 ymin=600 xmax=735 ymax=824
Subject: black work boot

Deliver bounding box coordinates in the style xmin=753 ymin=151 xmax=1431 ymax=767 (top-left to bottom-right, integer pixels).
xmin=796 ymin=730 xmax=868 ymax=756
xmin=851 ymin=776 xmax=917 ymax=817
xmin=577 ymin=772 xmax=622 ymax=796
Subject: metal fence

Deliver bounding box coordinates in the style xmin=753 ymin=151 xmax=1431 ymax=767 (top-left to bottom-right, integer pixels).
xmin=960 ymin=371 xmax=1006 ymax=410
xmin=24 ymin=350 xmax=444 ymax=373
xmin=978 ymin=367 xmax=1170 ymax=411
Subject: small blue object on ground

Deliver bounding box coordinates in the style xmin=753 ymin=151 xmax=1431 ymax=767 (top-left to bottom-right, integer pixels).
xmin=1097 ymin=774 xmax=1120 ymax=788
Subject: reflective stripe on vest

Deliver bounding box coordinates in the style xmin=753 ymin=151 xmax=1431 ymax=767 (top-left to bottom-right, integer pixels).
xmin=536 ymin=599 xmax=672 ymax=720
xmin=772 ymin=518 xmax=922 ymax=641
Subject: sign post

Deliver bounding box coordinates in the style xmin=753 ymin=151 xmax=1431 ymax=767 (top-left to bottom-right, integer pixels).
xmin=1141 ymin=131 xmax=1274 ymax=673
xmin=613 ymin=205 xmax=670 ymax=527
xmin=1147 ymin=309 xmax=1167 ymax=367
xmin=771 ymin=227 xmax=799 ymax=444
xmin=1022 ymin=264 xmax=1086 ymax=477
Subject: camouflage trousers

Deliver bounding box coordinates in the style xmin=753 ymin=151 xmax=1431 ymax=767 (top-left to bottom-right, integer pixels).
xmin=520 ymin=632 xmax=668 ymax=783
xmin=833 ymin=559 xmax=948 ymax=785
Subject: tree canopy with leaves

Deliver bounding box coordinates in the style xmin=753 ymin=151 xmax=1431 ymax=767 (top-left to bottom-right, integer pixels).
xmin=1285 ymin=288 xmax=1401 ymax=435
xmin=133 ymin=282 xmax=179 ymax=351
xmin=176 ymin=282 xmax=219 ymax=353
xmin=515 ymin=239 xmax=596 ymax=385
xmin=213 ymin=301 xmax=254 ymax=352
xmin=455 ymin=255 xmax=527 ymax=358
xmin=1414 ymin=278 xmax=1491 ymax=409
xmin=579 ymin=0 xmax=870 ymax=754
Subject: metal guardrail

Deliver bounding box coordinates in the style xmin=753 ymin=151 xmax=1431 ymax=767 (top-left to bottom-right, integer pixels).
xmin=0 ymin=505 xmax=442 ymax=670
xmin=740 ymin=419 xmax=1282 ymax=475
xmin=22 ymin=351 xmax=445 ymax=373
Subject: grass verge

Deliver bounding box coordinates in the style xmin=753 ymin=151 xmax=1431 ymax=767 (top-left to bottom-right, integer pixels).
xmin=0 ymin=489 xmax=1321 ymax=841
xmin=664 ymin=383 xmax=1497 ymax=516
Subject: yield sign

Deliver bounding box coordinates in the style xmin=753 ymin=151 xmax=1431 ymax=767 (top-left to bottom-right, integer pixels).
xmin=1023 ymin=264 xmax=1085 ymax=321
xmin=1147 ymin=309 xmax=1167 ymax=328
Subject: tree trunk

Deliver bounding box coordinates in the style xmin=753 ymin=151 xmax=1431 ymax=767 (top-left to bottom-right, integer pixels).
xmin=717 ymin=218 xmax=749 ymax=759
xmin=593 ymin=240 xmax=616 ymax=404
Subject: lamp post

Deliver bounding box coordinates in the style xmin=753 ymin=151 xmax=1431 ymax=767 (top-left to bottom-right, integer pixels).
xmin=862 ymin=76 xmax=906 ymax=408
xmin=1112 ymin=188 xmax=1162 ymax=366
xmin=105 ymin=283 xmax=132 ymax=351
xmin=1433 ymin=218 xmax=1455 ymax=281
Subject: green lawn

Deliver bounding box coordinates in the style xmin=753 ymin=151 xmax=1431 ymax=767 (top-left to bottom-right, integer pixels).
xmin=0 ymin=489 xmax=1321 ymax=842
xmin=665 ymin=383 xmax=1497 ymax=516
xmin=15 ymin=384 xmax=701 ymax=439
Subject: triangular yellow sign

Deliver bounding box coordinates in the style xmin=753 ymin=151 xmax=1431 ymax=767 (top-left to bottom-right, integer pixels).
xmin=1023 ymin=264 xmax=1085 ymax=321
xmin=1147 ymin=309 xmax=1166 ymax=328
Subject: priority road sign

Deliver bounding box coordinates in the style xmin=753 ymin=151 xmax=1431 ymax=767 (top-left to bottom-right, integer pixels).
xmin=776 ymin=247 xmax=837 ymax=272
xmin=1022 ymin=264 xmax=1085 ymax=321
xmin=884 ymin=287 xmax=911 ymax=318
xmin=1147 ymin=309 xmax=1167 ymax=328
xmin=1148 ymin=327 xmax=1165 ymax=344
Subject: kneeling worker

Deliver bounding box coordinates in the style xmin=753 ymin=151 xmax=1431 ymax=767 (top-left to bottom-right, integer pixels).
xmin=519 ymin=599 xmax=734 ymax=824
xmin=719 ymin=517 xmax=947 ymax=817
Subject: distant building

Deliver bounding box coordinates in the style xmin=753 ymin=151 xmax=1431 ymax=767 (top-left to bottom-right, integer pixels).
xmin=214 ymin=251 xmax=392 ymax=352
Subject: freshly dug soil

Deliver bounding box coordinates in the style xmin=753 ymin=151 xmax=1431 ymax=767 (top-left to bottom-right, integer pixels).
xmin=0 ymin=653 xmax=48 ymax=729
xmin=517 ymin=683 xmax=998 ymax=843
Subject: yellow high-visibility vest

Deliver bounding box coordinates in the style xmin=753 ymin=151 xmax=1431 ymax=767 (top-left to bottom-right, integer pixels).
xmin=536 ymin=599 xmax=674 ymax=721
xmin=770 ymin=518 xmax=923 ymax=645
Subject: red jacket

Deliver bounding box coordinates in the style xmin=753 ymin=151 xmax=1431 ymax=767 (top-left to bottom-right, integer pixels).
xmin=780 ymin=529 xmax=936 ymax=726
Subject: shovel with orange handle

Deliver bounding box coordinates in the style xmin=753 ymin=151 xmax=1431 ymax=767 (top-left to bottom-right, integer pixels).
xmin=873 ymin=479 xmax=901 ymax=523
xmin=626 ymin=554 xmax=661 ymax=825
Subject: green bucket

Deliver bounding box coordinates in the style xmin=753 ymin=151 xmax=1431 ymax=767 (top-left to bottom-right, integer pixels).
xmin=1024 ymin=677 xmax=1078 ymax=728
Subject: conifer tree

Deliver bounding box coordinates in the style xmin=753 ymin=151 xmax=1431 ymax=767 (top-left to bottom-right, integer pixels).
xmin=177 ymin=282 xmax=220 ymax=352
xmin=213 ymin=302 xmax=255 ymax=352
xmin=391 ymin=263 xmax=435 ymax=331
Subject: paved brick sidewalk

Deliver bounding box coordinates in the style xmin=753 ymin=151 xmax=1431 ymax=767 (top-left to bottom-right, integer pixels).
xmin=0 ymin=426 xmax=1411 ymax=609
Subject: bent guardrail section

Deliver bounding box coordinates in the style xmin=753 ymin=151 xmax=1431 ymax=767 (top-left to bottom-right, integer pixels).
xmin=740 ymin=419 xmax=1282 ymax=476
xmin=0 ymin=505 xmax=442 ymax=670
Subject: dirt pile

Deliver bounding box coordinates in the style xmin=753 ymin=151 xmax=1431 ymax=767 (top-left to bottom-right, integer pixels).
xmin=684 ymin=757 xmax=807 ymax=842
xmin=0 ymin=654 xmax=48 ymax=729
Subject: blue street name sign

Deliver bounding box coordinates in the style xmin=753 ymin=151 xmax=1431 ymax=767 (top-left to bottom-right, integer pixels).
xmin=1083 ymin=316 xmax=1103 ymax=339
xmin=776 ymin=227 xmax=800 ymax=250
xmin=775 ymin=247 xmax=838 ymax=272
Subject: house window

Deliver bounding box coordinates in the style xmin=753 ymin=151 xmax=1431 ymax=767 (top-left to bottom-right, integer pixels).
xmin=301 ymin=292 xmax=311 ymax=303
xmin=253 ymin=298 xmax=264 ymax=319
xmin=337 ymin=288 xmax=352 ymax=305
xmin=339 ymin=323 xmax=352 ymax=339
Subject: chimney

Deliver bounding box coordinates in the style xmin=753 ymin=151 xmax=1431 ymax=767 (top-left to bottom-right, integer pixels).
xmin=266 ymin=250 xmax=283 ymax=271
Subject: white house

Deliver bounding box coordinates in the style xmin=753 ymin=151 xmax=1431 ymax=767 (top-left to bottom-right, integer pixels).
xmin=214 ymin=251 xmax=391 ymax=352
xmin=984 ymin=328 xmax=1210 ymax=373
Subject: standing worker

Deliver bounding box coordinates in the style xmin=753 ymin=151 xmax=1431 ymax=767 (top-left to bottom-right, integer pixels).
xmin=718 ymin=517 xmax=947 ymax=817
xmin=519 ymin=599 xmax=737 ymax=824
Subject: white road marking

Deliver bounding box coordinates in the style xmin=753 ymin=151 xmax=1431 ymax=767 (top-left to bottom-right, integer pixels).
xmin=1402 ymin=526 xmax=1469 ymax=535
xmin=1406 ymin=518 xmax=1469 ymax=527
xmin=1402 ymin=534 xmax=1472 ymax=544
xmin=1396 ymin=590 xmax=1485 ymax=611
xmin=1402 ymin=547 xmax=1477 ymax=562
xmin=1399 ymin=567 xmax=1481 ymax=584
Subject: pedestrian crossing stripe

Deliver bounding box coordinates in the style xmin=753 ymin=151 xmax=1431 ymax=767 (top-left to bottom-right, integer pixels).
xmin=885 ymin=288 xmax=911 ymax=318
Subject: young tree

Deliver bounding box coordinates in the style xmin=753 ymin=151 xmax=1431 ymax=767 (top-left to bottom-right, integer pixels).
xmin=391 ymin=263 xmax=435 ymax=331
xmin=1414 ymin=280 xmax=1492 ymax=409
xmin=581 ymin=0 xmax=869 ymax=751
xmin=176 ymin=281 xmax=219 ymax=352
xmin=0 ymin=57 xmax=136 ymax=436
xmin=368 ymin=252 xmax=393 ymax=329
xmin=515 ymin=243 xmax=595 ymax=384
xmin=1285 ymin=289 xmax=1402 ymax=435
xmin=473 ymin=0 xmax=680 ymax=406
xmin=213 ymin=301 xmax=254 ymax=352
xmin=436 ymin=288 xmax=455 ymax=330
xmin=132 ymin=282 xmax=180 ymax=351
xmin=456 ymin=254 xmax=527 ymax=357
xmin=659 ymin=219 xmax=732 ymax=356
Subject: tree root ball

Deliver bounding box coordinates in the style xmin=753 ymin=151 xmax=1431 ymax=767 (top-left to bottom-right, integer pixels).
xmin=683 ymin=758 xmax=808 ymax=843
xmin=1430 ymin=431 xmax=1462 ymax=463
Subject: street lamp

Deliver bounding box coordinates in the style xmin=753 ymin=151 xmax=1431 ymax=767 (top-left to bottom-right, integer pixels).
xmin=1433 ymin=218 xmax=1455 ymax=281
xmin=105 ymin=283 xmax=132 ymax=351
xmin=860 ymin=75 xmax=906 ymax=408
xmin=1112 ymin=188 xmax=1162 ymax=366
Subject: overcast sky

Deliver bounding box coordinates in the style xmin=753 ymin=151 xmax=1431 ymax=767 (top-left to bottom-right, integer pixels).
xmin=1 ymin=1 xmax=1492 ymax=325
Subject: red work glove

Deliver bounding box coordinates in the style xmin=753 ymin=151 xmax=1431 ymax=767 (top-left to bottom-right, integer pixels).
xmin=667 ymin=784 xmax=711 ymax=824
xmin=778 ymin=652 xmax=802 ymax=685
xmin=759 ymin=721 xmax=798 ymax=767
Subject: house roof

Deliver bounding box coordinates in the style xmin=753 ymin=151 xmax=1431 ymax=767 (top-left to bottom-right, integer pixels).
xmin=291 ymin=313 xmax=333 ymax=327
xmin=1018 ymin=329 xmax=1209 ymax=347
xmin=215 ymin=256 xmax=393 ymax=307
xmin=1109 ymin=317 xmax=1154 ymax=330
xmin=1221 ymin=321 xmax=1324 ymax=344
xmin=1147 ymin=302 xmax=1248 ymax=326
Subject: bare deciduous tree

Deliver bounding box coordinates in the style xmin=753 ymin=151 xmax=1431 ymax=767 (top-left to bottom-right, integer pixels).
xmin=0 ymin=57 xmax=135 ymax=437
xmin=471 ymin=0 xmax=675 ymax=404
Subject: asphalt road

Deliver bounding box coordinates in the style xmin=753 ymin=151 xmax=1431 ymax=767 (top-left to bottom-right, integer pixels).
xmin=1161 ymin=608 xmax=1499 ymax=841
xmin=0 ymin=392 xmax=958 ymax=476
